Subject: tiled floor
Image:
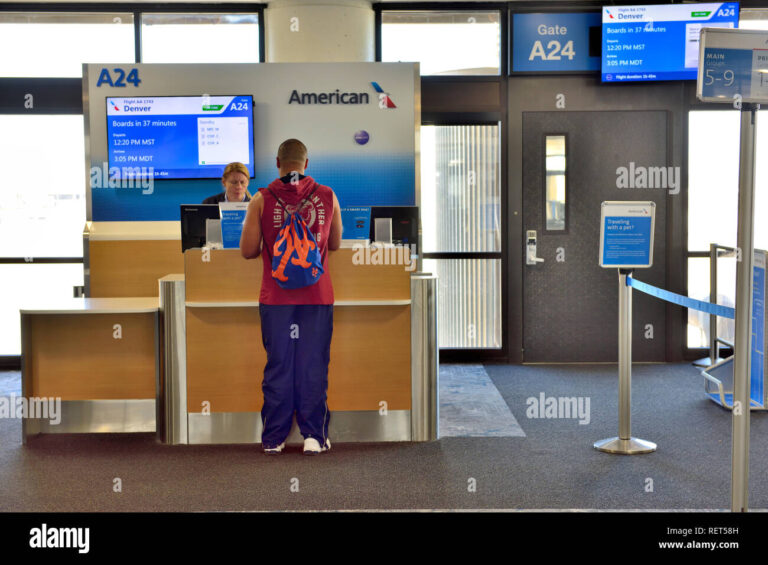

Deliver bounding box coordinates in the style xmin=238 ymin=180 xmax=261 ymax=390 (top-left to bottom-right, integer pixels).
xmin=438 ymin=364 xmax=525 ymax=437
xmin=0 ymin=371 xmax=20 ymax=397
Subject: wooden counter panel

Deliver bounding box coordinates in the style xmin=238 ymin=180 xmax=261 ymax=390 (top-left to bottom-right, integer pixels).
xmin=185 ymin=307 xmax=265 ymax=413
xmin=185 ymin=249 xmax=263 ymax=303
xmin=328 ymin=250 xmax=411 ymax=301
xmin=186 ymin=305 xmax=411 ymax=413
xmin=185 ymin=248 xmax=410 ymax=302
xmin=328 ymin=305 xmax=411 ymax=411
xmin=27 ymin=313 xmax=156 ymax=399
xmin=90 ymin=240 xmax=183 ymax=297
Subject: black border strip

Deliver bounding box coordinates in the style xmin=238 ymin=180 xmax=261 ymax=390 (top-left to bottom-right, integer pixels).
xmin=0 ymin=356 xmax=20 ymax=370
xmin=0 ymin=258 xmax=84 ymax=264
xmin=422 ymin=111 xmax=500 ymax=125
xmin=0 ymin=78 xmax=82 ymax=114
xmin=423 ymin=252 xmax=502 ymax=260
xmin=134 ymin=11 xmax=142 ymax=63
xmin=0 ymin=3 xmax=267 ymax=13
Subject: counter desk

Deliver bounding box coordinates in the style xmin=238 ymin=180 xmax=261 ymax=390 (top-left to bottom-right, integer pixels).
xmin=173 ymin=247 xmax=414 ymax=444
xmin=20 ymin=298 xmax=160 ymax=442
xmin=20 ymin=245 xmax=437 ymax=444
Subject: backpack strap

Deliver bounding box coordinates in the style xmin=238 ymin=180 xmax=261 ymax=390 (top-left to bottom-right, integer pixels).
xmin=302 ymin=182 xmax=319 ymax=207
xmin=266 ymin=187 xmax=288 ymax=214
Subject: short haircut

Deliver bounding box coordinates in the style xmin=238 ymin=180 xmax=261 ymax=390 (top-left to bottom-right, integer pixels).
xmin=278 ymin=139 xmax=308 ymax=164
xmin=222 ymin=162 xmax=250 ymax=180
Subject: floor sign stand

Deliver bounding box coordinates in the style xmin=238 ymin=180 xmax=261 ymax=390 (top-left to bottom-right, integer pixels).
xmin=595 ymin=201 xmax=657 ymax=454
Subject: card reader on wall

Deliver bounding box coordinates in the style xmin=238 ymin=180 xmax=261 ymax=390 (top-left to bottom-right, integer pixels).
xmin=526 ymin=230 xmax=545 ymax=265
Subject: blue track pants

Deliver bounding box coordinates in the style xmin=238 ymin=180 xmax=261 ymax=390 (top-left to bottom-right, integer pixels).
xmin=259 ymin=304 xmax=333 ymax=448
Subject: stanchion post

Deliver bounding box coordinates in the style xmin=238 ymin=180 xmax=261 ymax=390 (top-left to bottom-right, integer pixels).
xmin=411 ymin=273 xmax=438 ymax=441
xmin=158 ymin=275 xmax=188 ymax=445
xmin=618 ymin=268 xmax=632 ymax=442
xmin=710 ymin=243 xmax=719 ymax=364
xmin=594 ymin=269 xmax=656 ymax=454
xmin=731 ymin=104 xmax=759 ymax=512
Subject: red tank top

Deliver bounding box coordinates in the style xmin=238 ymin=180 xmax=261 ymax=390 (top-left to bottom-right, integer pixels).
xmin=259 ymin=175 xmax=335 ymax=305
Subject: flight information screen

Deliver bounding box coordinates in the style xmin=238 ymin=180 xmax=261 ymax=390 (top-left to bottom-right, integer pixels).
xmin=602 ymin=3 xmax=739 ymax=83
xmin=106 ymin=95 xmax=255 ymax=179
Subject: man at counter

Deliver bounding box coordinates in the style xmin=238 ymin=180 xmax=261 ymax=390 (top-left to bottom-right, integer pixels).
xmin=240 ymin=139 xmax=343 ymax=455
xmin=203 ymin=162 xmax=252 ymax=204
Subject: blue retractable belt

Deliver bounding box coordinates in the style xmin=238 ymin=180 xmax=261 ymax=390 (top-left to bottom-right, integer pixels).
xmin=627 ymin=276 xmax=735 ymax=319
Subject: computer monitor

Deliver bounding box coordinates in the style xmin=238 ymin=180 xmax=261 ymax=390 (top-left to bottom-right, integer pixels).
xmin=180 ymin=204 xmax=220 ymax=252
xmin=369 ymin=206 xmax=419 ymax=254
xmin=107 ymin=95 xmax=256 ymax=180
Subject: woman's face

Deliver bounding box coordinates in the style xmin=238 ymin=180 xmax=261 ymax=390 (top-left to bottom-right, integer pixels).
xmin=223 ymin=171 xmax=249 ymax=201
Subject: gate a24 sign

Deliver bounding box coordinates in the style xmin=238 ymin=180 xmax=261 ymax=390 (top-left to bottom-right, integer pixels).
xmin=96 ymin=68 xmax=141 ymax=88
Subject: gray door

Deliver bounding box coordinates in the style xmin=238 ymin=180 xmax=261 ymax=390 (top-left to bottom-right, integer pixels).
xmin=522 ymin=111 xmax=669 ymax=362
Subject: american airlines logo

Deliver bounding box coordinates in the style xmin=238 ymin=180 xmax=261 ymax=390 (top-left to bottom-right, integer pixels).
xmin=371 ymin=82 xmax=396 ymax=108
xmin=288 ymin=89 xmax=370 ymax=105
xmin=287 ymin=82 xmax=397 ymax=108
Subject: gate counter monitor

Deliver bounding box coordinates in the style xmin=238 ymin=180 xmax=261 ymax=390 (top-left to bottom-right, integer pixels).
xmin=602 ymin=3 xmax=739 ymax=83
xmin=107 ymin=95 xmax=255 ymax=180
xmin=181 ymin=204 xmax=220 ymax=252
xmin=369 ymin=206 xmax=419 ymax=254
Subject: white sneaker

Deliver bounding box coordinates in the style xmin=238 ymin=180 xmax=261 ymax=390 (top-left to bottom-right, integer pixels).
xmin=263 ymin=442 xmax=285 ymax=455
xmin=303 ymin=437 xmax=331 ymax=455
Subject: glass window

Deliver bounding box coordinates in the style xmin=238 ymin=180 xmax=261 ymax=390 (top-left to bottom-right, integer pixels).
xmin=382 ymin=11 xmax=501 ymax=75
xmin=0 ymin=116 xmax=86 ymax=258
xmin=688 ymin=110 xmax=768 ymax=252
xmin=544 ymin=135 xmax=566 ymax=231
xmin=424 ymin=258 xmax=501 ymax=349
xmin=0 ymin=264 xmax=84 ymax=355
xmin=420 ymin=124 xmax=501 ymax=252
xmin=0 ymin=13 xmax=134 ymax=77
xmin=687 ymin=109 xmax=768 ymax=348
xmin=688 ymin=256 xmax=736 ymax=349
xmin=739 ymin=10 xmax=768 ymax=31
xmin=688 ymin=111 xmax=740 ymax=250
xmin=141 ymin=13 xmax=260 ymax=63
xmin=688 ymin=257 xmax=709 ymax=348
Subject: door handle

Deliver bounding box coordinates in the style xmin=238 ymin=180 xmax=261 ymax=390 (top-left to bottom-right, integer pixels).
xmin=526 ymin=230 xmax=545 ymax=265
